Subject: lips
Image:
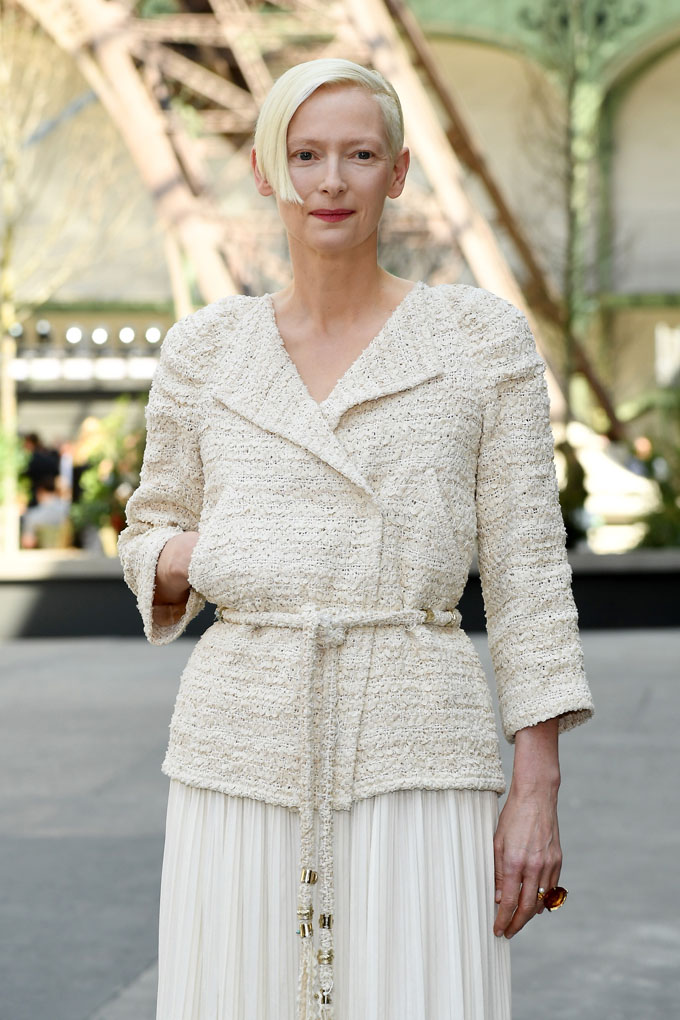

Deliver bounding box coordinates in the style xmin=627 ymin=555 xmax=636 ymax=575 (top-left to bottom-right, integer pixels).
xmin=311 ymin=210 xmax=354 ymax=222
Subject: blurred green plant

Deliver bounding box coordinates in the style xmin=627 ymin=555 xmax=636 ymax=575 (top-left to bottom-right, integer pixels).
xmin=1 ymin=428 xmax=30 ymax=505
xmin=618 ymin=386 xmax=680 ymax=548
xmin=136 ymin=0 xmax=180 ymax=17
xmin=68 ymin=396 xmax=146 ymax=535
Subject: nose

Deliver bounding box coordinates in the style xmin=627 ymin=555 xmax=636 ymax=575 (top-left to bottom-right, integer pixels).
xmin=320 ymin=156 xmax=347 ymax=196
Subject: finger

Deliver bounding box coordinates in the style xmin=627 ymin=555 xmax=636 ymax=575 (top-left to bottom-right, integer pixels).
xmin=493 ymin=868 xmax=522 ymax=937
xmin=492 ymin=838 xmax=508 ymax=934
xmin=539 ymin=838 xmax=563 ymax=913
xmin=503 ymin=863 xmax=542 ymax=938
xmin=548 ymin=824 xmax=563 ymax=897
xmin=536 ymin=878 xmax=549 ymax=915
xmin=493 ymin=841 xmax=503 ymax=910
xmin=548 ymin=856 xmax=562 ymax=896
xmin=536 ymin=863 xmax=558 ymax=915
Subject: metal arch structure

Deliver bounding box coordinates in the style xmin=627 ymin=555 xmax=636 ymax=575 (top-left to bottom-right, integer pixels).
xmin=18 ymin=0 xmax=637 ymax=421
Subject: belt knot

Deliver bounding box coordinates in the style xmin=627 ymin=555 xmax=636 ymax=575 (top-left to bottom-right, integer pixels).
xmin=317 ymin=620 xmax=347 ymax=648
xmin=301 ymin=606 xmax=347 ymax=647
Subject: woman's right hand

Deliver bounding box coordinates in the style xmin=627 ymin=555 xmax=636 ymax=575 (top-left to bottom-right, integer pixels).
xmin=152 ymin=531 xmax=200 ymax=625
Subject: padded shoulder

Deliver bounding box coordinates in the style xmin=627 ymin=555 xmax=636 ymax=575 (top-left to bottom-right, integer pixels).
xmin=148 ymin=293 xmax=255 ymax=422
xmin=161 ymin=293 xmax=254 ymax=380
xmin=435 ymin=283 xmax=544 ymax=385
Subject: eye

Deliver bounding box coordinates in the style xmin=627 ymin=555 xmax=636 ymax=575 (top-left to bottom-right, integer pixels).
xmin=355 ymin=151 xmax=374 ymax=160
xmin=292 ymin=151 xmax=314 ymax=161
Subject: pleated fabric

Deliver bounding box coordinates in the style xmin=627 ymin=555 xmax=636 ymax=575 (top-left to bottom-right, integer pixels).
xmin=156 ymin=779 xmax=511 ymax=1020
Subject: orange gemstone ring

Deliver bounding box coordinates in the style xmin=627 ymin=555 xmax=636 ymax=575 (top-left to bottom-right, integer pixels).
xmin=538 ymin=886 xmax=568 ymax=911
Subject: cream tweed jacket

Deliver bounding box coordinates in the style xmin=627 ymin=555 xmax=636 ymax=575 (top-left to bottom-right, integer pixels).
xmin=118 ymin=279 xmax=593 ymax=1017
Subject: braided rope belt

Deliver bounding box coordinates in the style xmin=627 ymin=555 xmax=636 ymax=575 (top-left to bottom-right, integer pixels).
xmin=214 ymin=603 xmax=461 ymax=1020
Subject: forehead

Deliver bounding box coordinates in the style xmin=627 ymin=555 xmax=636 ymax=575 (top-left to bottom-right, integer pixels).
xmin=287 ymin=85 xmax=386 ymax=142
xmin=287 ymin=133 xmax=386 ymax=148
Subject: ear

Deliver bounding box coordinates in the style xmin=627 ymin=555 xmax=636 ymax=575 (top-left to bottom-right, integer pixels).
xmin=251 ymin=146 xmax=275 ymax=197
xmin=387 ymin=146 xmax=410 ymax=200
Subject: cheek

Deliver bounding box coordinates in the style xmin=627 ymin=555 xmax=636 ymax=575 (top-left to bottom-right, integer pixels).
xmin=288 ymin=163 xmax=317 ymax=188
xmin=277 ymin=191 xmax=310 ymax=228
xmin=355 ymin=167 xmax=391 ymax=198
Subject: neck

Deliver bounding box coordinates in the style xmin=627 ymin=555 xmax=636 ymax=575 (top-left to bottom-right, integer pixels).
xmin=279 ymin=237 xmax=396 ymax=332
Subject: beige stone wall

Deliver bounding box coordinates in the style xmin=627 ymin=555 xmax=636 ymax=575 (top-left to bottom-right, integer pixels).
xmin=611 ymin=46 xmax=680 ymax=293
xmin=427 ymin=38 xmax=569 ymax=289
xmin=610 ymin=308 xmax=680 ymax=403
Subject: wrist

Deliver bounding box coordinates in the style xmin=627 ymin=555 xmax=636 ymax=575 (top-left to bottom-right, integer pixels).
xmin=509 ymin=768 xmax=561 ymax=801
xmin=510 ymin=718 xmax=561 ymax=797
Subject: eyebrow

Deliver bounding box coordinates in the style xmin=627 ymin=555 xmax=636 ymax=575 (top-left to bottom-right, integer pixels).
xmin=287 ymin=137 xmax=385 ymax=148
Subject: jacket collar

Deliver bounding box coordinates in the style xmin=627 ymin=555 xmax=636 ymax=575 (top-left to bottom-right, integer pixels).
xmin=210 ymin=281 xmax=445 ymax=498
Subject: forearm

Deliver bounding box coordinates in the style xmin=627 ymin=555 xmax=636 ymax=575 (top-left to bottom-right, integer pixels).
xmin=509 ymin=717 xmax=561 ymax=799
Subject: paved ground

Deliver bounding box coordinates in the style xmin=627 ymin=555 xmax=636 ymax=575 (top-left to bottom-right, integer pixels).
xmin=1 ymin=630 xmax=678 ymax=1020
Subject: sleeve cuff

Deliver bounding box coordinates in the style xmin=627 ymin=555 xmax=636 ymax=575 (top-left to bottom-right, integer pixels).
xmin=500 ymin=688 xmax=594 ymax=744
xmin=125 ymin=525 xmax=207 ymax=645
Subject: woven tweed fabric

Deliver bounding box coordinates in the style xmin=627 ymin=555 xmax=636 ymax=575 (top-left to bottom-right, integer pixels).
xmin=118 ymin=279 xmax=593 ymax=807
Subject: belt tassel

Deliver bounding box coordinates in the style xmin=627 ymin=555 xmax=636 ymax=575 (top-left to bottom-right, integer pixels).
xmin=296 ymin=932 xmax=318 ymax=1019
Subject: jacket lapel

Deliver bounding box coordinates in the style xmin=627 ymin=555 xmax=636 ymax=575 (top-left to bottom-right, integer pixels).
xmin=210 ymin=284 xmax=445 ymax=497
xmin=318 ymin=281 xmax=444 ymax=430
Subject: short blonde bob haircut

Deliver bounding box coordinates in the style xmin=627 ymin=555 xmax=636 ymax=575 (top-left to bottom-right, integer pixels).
xmin=253 ymin=58 xmax=404 ymax=206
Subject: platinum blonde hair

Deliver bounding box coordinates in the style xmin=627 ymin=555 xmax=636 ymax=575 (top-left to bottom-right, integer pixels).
xmin=253 ymin=58 xmax=404 ymax=205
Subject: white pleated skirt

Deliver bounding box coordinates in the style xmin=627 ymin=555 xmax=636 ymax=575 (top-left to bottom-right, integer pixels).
xmin=156 ymin=779 xmax=511 ymax=1020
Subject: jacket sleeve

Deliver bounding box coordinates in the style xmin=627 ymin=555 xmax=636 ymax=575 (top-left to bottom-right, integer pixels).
xmin=473 ymin=297 xmax=594 ymax=741
xmin=117 ymin=319 xmax=207 ymax=645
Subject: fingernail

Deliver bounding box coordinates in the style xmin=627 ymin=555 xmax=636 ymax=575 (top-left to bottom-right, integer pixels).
xmin=495 ymin=890 xmax=502 ymax=903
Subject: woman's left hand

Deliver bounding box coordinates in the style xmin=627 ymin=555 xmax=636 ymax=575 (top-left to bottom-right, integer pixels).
xmin=492 ymin=717 xmax=562 ymax=939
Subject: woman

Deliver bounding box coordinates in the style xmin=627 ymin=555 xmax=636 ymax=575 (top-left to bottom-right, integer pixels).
xmin=118 ymin=58 xmax=594 ymax=1020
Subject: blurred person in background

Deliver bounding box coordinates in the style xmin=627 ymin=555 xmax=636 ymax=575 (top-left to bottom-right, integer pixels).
xmin=556 ymin=439 xmax=590 ymax=550
xmin=20 ymin=474 xmax=72 ymax=549
xmin=20 ymin=432 xmax=60 ymax=507
xmin=57 ymin=438 xmax=75 ymax=500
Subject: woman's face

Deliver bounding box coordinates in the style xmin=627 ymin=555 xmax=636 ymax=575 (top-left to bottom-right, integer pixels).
xmin=252 ymin=84 xmax=409 ymax=255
